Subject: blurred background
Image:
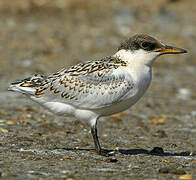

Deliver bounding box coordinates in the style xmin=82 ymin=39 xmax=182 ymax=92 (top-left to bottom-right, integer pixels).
xmin=0 ymin=0 xmax=195 ymax=82
xmin=0 ymin=0 xmax=195 ymax=179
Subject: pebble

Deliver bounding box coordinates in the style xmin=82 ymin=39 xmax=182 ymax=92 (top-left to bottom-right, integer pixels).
xmin=0 ymin=120 xmax=8 ymax=123
xmin=179 ymin=174 xmax=193 ymax=180
xmin=106 ymin=158 xmax=118 ymax=163
xmin=177 ymin=88 xmax=192 ymax=100
xmin=90 ymin=168 xmax=117 ymax=172
xmin=150 ymin=147 xmax=164 ymax=154
xmin=153 ymin=130 xmax=168 ymax=138
xmin=159 ymin=167 xmax=186 ymax=175
xmin=28 ymin=171 xmax=50 ymax=176
xmin=0 ymin=128 xmax=8 ymax=133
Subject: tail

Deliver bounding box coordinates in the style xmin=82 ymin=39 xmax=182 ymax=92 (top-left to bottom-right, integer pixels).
xmin=8 ymin=74 xmax=49 ymax=95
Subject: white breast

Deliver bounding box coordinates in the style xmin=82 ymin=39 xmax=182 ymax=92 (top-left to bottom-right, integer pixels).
xmin=89 ymin=66 xmax=152 ymax=117
xmin=114 ymin=49 xmax=153 ymax=102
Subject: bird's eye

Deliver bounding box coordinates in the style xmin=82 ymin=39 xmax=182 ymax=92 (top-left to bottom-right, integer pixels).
xmin=141 ymin=42 xmax=155 ymax=51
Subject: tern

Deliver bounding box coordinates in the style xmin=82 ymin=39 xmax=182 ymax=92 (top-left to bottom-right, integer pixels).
xmin=9 ymin=34 xmax=187 ymax=156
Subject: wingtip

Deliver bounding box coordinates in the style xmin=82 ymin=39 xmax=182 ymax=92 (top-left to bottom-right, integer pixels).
xmin=8 ymin=80 xmax=22 ymax=91
xmin=8 ymin=84 xmax=19 ymax=92
xmin=10 ymin=80 xmax=23 ymax=85
xmin=8 ymin=86 xmax=12 ymax=91
xmin=8 ymin=83 xmax=36 ymax=95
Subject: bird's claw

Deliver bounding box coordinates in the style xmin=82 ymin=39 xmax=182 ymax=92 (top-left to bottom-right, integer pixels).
xmin=98 ymin=149 xmax=116 ymax=156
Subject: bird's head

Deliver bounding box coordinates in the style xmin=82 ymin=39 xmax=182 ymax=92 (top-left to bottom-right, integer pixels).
xmin=115 ymin=34 xmax=187 ymax=66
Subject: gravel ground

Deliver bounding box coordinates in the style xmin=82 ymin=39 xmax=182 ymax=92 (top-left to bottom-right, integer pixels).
xmin=0 ymin=0 xmax=195 ymax=179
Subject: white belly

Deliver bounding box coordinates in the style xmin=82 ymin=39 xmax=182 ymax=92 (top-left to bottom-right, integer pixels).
xmin=95 ymin=67 xmax=152 ymax=116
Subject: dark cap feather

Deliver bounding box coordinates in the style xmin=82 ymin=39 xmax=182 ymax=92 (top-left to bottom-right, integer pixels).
xmin=118 ymin=34 xmax=164 ymax=51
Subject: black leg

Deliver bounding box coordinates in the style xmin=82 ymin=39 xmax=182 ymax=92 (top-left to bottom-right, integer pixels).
xmin=91 ymin=121 xmax=115 ymax=156
xmin=91 ymin=122 xmax=101 ymax=154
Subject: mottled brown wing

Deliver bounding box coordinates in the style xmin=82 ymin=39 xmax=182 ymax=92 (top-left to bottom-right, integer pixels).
xmin=45 ymin=67 xmax=135 ymax=109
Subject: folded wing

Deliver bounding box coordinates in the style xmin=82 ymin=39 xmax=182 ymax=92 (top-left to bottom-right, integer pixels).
xmin=46 ymin=68 xmax=135 ymax=109
xmin=9 ymin=56 xmax=135 ymax=110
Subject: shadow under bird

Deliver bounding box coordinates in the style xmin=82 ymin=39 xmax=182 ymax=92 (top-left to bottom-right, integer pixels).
xmin=9 ymin=34 xmax=187 ymax=156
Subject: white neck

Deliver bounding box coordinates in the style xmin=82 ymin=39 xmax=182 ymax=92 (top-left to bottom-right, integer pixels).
xmin=113 ymin=49 xmax=159 ymax=67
